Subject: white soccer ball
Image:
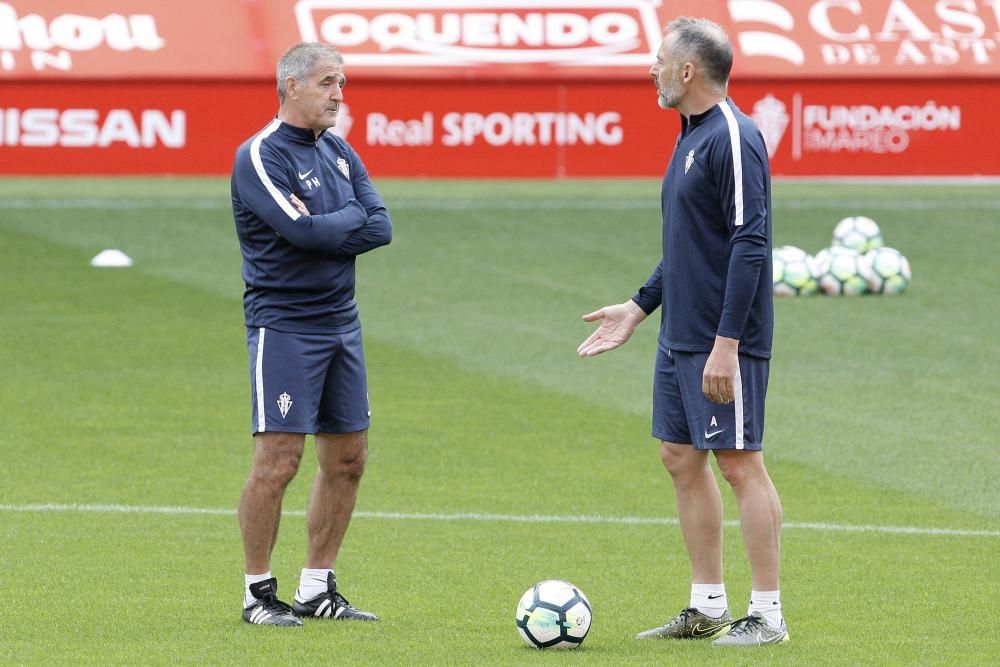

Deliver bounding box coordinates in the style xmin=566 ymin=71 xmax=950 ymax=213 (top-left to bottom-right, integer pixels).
xmin=811 ymin=245 xmax=857 ymax=280
xmin=818 ymin=248 xmax=868 ymax=296
xmin=832 ymin=216 xmax=883 ymax=253
xmin=862 ymin=247 xmax=912 ymax=295
xmin=774 ymin=244 xmax=809 ymax=262
xmin=516 ymin=580 xmax=592 ymax=649
xmin=772 ymin=246 xmax=818 ymax=297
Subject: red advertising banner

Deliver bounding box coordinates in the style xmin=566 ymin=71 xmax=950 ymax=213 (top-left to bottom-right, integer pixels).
xmin=1 ymin=79 xmax=996 ymax=177
xmin=0 ymin=0 xmax=265 ymax=79
xmin=718 ymin=0 xmax=1000 ymax=79
xmin=1 ymin=1 xmax=996 ymax=177
xmin=2 ymin=0 xmax=999 ymax=80
xmin=733 ymin=81 xmax=991 ymax=176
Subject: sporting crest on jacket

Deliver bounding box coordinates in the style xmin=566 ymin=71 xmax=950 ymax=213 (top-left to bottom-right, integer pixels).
xmin=684 ymin=150 xmax=695 ymax=174
xmin=336 ymin=157 xmax=350 ymax=178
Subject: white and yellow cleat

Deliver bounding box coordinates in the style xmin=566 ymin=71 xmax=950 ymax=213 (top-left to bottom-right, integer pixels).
xmin=636 ymin=607 xmax=733 ymax=640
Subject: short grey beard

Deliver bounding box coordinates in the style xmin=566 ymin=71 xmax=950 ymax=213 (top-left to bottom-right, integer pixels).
xmin=656 ymin=76 xmax=684 ymax=109
xmin=659 ymin=87 xmax=682 ymax=109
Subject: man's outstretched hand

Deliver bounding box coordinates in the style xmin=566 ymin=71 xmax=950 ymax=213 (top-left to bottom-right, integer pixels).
xmin=577 ymin=300 xmax=647 ymax=357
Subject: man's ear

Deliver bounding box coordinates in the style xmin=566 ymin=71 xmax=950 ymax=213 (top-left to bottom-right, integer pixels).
xmin=284 ymin=77 xmax=297 ymax=101
xmin=682 ymin=62 xmax=695 ymax=84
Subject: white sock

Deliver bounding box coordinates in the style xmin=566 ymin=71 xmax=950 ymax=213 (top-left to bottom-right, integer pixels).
xmin=297 ymin=568 xmax=333 ymax=602
xmin=244 ymin=571 xmax=273 ymax=609
xmin=691 ymin=583 xmax=728 ymax=618
xmin=749 ymin=589 xmax=783 ymax=628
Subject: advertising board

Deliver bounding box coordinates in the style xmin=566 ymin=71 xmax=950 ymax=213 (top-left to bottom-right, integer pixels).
xmin=2 ymin=79 xmax=993 ymax=176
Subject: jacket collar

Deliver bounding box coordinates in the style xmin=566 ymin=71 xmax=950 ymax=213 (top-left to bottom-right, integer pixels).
xmin=274 ymin=118 xmax=326 ymax=144
xmin=680 ymin=98 xmax=729 ymax=133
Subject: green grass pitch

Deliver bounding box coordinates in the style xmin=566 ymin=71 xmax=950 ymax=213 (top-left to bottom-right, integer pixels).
xmin=0 ymin=177 xmax=998 ymax=664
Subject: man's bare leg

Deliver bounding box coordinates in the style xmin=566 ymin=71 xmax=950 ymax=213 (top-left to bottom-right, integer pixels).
xmin=239 ymin=432 xmax=305 ymax=574
xmin=661 ymin=441 xmax=724 ymax=584
xmin=305 ymin=430 xmax=368 ymax=568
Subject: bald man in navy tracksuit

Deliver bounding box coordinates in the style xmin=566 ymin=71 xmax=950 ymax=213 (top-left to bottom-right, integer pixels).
xmin=231 ymin=42 xmax=390 ymax=627
xmin=578 ymin=18 xmax=788 ymax=647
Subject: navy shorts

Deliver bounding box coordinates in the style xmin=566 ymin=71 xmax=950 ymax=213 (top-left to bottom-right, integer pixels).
xmin=652 ymin=346 xmax=768 ymax=450
xmin=246 ymin=326 xmax=370 ymax=435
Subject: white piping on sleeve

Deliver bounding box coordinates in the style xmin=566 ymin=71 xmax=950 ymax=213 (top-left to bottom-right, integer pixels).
xmin=717 ymin=102 xmax=744 ymax=227
xmin=250 ymin=119 xmax=301 ymax=221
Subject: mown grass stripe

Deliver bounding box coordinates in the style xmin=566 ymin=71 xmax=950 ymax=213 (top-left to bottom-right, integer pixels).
xmin=2 ymin=503 xmax=996 ymax=538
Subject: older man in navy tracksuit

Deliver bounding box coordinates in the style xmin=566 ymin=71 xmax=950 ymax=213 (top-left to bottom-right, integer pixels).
xmin=231 ymin=42 xmax=390 ymax=627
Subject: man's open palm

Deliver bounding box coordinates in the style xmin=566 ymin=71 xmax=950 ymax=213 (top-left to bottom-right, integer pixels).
xmin=577 ymin=301 xmax=647 ymax=357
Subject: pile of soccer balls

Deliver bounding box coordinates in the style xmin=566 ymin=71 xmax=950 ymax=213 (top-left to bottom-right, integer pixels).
xmin=772 ymin=216 xmax=912 ymax=297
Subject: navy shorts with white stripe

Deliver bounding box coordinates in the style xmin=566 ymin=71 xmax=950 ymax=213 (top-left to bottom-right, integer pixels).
xmin=247 ymin=326 xmax=370 ymax=436
xmin=652 ymin=346 xmax=768 ymax=450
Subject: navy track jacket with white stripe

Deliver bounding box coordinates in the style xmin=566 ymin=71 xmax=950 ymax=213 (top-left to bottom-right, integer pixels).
xmin=633 ymin=98 xmax=773 ymax=359
xmin=231 ymin=119 xmax=392 ymax=334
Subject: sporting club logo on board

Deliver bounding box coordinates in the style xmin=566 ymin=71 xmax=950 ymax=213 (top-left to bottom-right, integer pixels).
xmin=751 ymin=94 xmax=790 ymax=159
xmin=751 ymin=92 xmax=963 ymax=161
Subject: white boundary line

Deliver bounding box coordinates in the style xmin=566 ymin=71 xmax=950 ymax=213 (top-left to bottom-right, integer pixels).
xmin=1 ymin=503 xmax=996 ymax=538
xmin=3 ymin=198 xmax=1000 ymax=211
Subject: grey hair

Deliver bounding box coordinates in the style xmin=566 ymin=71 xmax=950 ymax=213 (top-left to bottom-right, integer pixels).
xmin=276 ymin=42 xmax=344 ymax=103
xmin=665 ymin=17 xmax=732 ymax=94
